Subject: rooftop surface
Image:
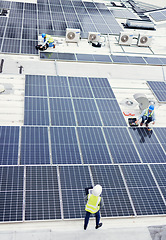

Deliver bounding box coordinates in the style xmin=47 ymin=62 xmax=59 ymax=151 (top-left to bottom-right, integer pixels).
xmin=0 ymin=0 xmax=166 ymax=239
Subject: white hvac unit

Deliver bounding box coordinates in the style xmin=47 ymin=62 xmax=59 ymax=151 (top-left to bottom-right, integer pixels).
xmin=137 ymin=34 xmax=152 ymax=47
xmin=118 ymin=32 xmax=133 ymax=46
xmin=66 ymin=28 xmax=80 ymax=43
xmin=88 ymin=32 xmax=101 ymax=42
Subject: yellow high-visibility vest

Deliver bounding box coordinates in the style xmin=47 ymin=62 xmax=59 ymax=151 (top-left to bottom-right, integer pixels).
xmin=85 ymin=194 xmax=101 ymax=214
xmin=45 ymin=34 xmax=54 ymax=43
xmin=144 ymin=109 xmax=154 ymax=117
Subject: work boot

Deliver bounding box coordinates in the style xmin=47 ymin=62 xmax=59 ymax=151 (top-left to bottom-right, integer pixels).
xmin=140 ymin=122 xmax=143 ymax=126
xmin=53 ymin=44 xmax=55 ymax=48
xmin=95 ymin=223 xmax=102 ymax=229
xmin=145 ymin=122 xmax=149 ymax=127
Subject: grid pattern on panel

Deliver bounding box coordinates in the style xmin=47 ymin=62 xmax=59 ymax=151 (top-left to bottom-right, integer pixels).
xmin=25 ymin=166 xmax=61 ymax=220
xmin=50 ymin=127 xmax=82 ymax=164
xmin=47 ymin=76 xmax=71 ymax=97
xmin=0 ymin=126 xmax=19 ymax=165
xmin=90 ymin=165 xmax=134 ymax=217
xmin=77 ymin=127 xmax=111 ymax=164
xmin=0 ymin=166 xmax=24 ymax=222
xmin=153 ymin=128 xmax=166 ymax=152
xmin=73 ymin=99 xmax=102 ymax=126
xmin=96 ymin=99 xmax=127 ymax=126
xmin=121 ymin=165 xmax=166 ymax=215
xmin=20 ymin=127 xmax=50 ymax=164
xmin=49 ymin=98 xmax=76 ymax=126
xmin=68 ymin=77 xmax=93 ymax=98
xmin=149 ymin=10 xmax=166 ymax=22
xmin=59 ymin=166 xmax=92 ymax=219
xmin=24 ymin=97 xmax=49 ymax=125
xmin=89 ymin=78 xmax=115 ymax=98
xmin=150 ymin=164 xmax=166 ymax=187
xmin=147 ymin=81 xmax=166 ymax=102
xmin=103 ymin=127 xmax=140 ymax=163
xmin=129 ymin=128 xmax=166 ymax=163
xmin=25 ymin=75 xmax=47 ymax=97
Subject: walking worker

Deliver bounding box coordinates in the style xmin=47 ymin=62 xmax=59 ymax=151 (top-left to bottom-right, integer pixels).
xmin=84 ymin=184 xmax=104 ymax=230
xmin=41 ymin=33 xmax=55 ymax=49
xmin=135 ymin=105 xmax=156 ymax=127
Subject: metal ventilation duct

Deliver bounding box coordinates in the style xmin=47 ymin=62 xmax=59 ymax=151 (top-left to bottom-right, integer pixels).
xmin=126 ymin=19 xmax=155 ymax=30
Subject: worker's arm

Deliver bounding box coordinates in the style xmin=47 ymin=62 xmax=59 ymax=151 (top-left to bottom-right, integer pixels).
xmin=135 ymin=109 xmax=146 ymax=124
xmin=42 ymin=38 xmax=48 ymax=47
xmin=152 ymin=112 xmax=156 ymax=124
xmin=100 ymin=197 xmax=104 ymax=208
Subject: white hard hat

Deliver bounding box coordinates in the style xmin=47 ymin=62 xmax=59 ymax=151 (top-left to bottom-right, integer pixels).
xmin=92 ymin=185 xmax=102 ymax=196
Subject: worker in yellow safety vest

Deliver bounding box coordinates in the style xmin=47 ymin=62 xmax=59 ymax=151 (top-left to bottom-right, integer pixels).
xmin=135 ymin=105 xmax=156 ymax=128
xmin=84 ymin=185 xmax=104 ymax=230
xmin=40 ymin=33 xmax=55 ymax=49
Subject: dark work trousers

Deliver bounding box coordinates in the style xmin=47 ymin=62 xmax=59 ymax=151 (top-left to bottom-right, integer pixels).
xmin=141 ymin=116 xmax=153 ymax=124
xmin=84 ymin=210 xmax=100 ymax=230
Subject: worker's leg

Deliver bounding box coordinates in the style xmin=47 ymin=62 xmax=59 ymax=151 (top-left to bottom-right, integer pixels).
xmin=145 ymin=117 xmax=153 ymax=127
xmin=140 ymin=115 xmax=147 ymax=125
xmin=48 ymin=42 xmax=55 ymax=48
xmin=95 ymin=210 xmax=100 ymax=227
xmin=84 ymin=211 xmax=91 ymax=230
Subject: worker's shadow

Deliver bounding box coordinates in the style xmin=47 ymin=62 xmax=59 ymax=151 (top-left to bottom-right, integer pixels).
xmin=133 ymin=127 xmax=153 ymax=143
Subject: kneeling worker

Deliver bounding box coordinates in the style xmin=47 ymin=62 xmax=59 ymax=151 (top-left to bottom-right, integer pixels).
xmin=84 ymin=184 xmax=103 ymax=230
xmin=40 ymin=33 xmax=55 ymax=50
xmin=135 ymin=105 xmax=155 ymax=127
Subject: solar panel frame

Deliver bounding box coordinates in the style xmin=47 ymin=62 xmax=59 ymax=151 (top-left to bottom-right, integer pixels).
xmin=25 ymin=75 xmax=47 ymax=97
xmin=147 ymin=81 xmax=166 ymax=102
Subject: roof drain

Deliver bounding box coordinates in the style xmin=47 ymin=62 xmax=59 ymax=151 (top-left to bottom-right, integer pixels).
xmin=18 ymin=65 xmax=23 ymax=74
xmin=0 ymin=59 xmax=4 ymax=73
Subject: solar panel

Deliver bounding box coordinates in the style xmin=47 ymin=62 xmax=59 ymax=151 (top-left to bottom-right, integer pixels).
xmin=59 ymin=166 xmax=92 ymax=219
xmin=49 ymin=98 xmax=76 ymax=126
xmin=111 ymin=55 xmax=130 ymax=64
xmin=25 ymin=75 xmax=47 ymax=97
xmin=89 ymin=77 xmax=116 ymax=98
xmin=77 ymin=127 xmax=112 ymax=164
xmin=149 ymin=11 xmax=166 ymax=22
xmin=103 ymin=127 xmax=141 ymax=163
xmin=2 ymin=38 xmax=21 ymax=53
xmin=24 ymin=97 xmax=49 ymax=125
xmin=73 ymin=99 xmax=102 ymax=126
xmin=68 ymin=76 xmax=93 ymax=98
xmin=121 ymin=164 xmax=166 ymax=215
xmin=21 ymin=40 xmax=38 ymax=54
xmin=127 ymin=56 xmax=146 ymax=65
xmin=0 ymin=126 xmax=19 ymax=165
xmin=76 ymin=54 xmax=94 ymax=62
xmin=0 ymin=166 xmax=23 ymax=222
xmin=144 ymin=57 xmax=162 ymax=65
xmin=129 ymin=128 xmax=166 ymax=163
xmin=150 ymin=164 xmax=166 ymax=187
xmin=93 ymin=55 xmax=112 ymax=63
xmin=96 ymin=99 xmax=121 ymax=112
xmin=153 ymin=128 xmax=166 ymax=151
xmin=25 ymin=166 xmax=61 ymax=220
xmin=50 ymin=127 xmax=82 ymax=164
xmin=47 ymin=76 xmax=71 ymax=97
xmin=147 ymin=81 xmax=166 ymax=102
xmin=21 ymin=127 xmax=50 ymax=164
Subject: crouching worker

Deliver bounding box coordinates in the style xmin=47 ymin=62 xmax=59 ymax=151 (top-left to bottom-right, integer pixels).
xmin=84 ymin=184 xmax=104 ymax=230
xmin=135 ymin=105 xmax=155 ymax=128
xmin=39 ymin=33 xmax=55 ymax=50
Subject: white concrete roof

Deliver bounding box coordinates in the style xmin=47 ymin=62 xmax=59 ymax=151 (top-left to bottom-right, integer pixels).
xmin=0 ymin=0 xmax=166 ymax=239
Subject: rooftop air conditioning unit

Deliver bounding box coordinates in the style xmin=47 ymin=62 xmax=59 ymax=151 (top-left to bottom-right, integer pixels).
xmin=88 ymin=32 xmax=101 ymax=42
xmin=137 ymin=34 xmax=152 ymax=47
xmin=118 ymin=32 xmax=133 ymax=46
xmin=66 ymin=28 xmax=80 ymax=43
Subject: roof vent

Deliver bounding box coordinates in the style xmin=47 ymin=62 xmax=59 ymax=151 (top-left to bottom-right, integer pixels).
xmin=126 ymin=19 xmax=155 ymax=30
xmin=133 ymin=93 xmax=149 ymax=111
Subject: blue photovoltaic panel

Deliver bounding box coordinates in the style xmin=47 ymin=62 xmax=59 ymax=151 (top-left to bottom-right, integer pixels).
xmin=144 ymin=57 xmax=162 ymax=65
xmin=104 ymin=128 xmax=141 ymax=163
xmin=96 ymin=99 xmax=121 ymax=112
xmin=0 ymin=166 xmax=24 ymax=222
xmin=89 ymin=78 xmax=115 ymax=99
xmin=25 ymin=166 xmax=61 ymax=220
xmin=154 ymin=128 xmax=166 ymax=151
xmin=47 ymin=76 xmax=71 ymax=97
xmin=25 ymin=75 xmax=47 ymax=97
xmin=101 ymin=188 xmax=134 ymax=217
xmin=21 ymin=127 xmax=50 ymax=164
xmin=149 ymin=11 xmax=166 ymax=22
xmin=0 ymin=126 xmax=19 ymax=165
xmin=77 ymin=127 xmax=112 ymax=164
xmin=59 ymin=166 xmax=92 ymax=219
xmin=121 ymin=164 xmax=166 ymax=215
xmin=150 ymin=164 xmax=166 ymax=187
xmin=127 ymin=56 xmax=146 ymax=65
xmin=24 ymin=97 xmax=49 ymax=125
xmin=73 ymin=99 xmax=102 ymax=126
xmin=129 ymin=128 xmax=166 ymax=163
xmin=21 ymin=40 xmax=38 ymax=54
xmin=93 ymin=54 xmax=112 ymax=62
xmin=2 ymin=39 xmax=21 ymax=54
xmin=49 ymin=98 xmax=76 ymax=126
xmin=68 ymin=77 xmax=93 ymax=98
xmin=91 ymin=165 xmax=125 ymax=188
xmin=147 ymin=81 xmax=166 ymax=102
xmin=159 ymin=58 xmax=166 ymax=65
xmin=76 ymin=54 xmax=94 ymax=62
xmin=50 ymin=127 xmax=82 ymax=164
xmin=111 ymin=55 xmax=130 ymax=64
xmin=59 ymin=166 xmax=92 ymax=189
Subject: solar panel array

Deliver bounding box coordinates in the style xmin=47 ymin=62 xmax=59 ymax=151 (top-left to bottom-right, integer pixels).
xmin=0 ymin=0 xmax=123 ymax=55
xmin=149 ymin=9 xmax=166 ymax=22
xmin=40 ymin=52 xmax=166 ymax=66
xmin=0 ymin=74 xmax=166 ymax=222
xmin=147 ymin=81 xmax=166 ymax=102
